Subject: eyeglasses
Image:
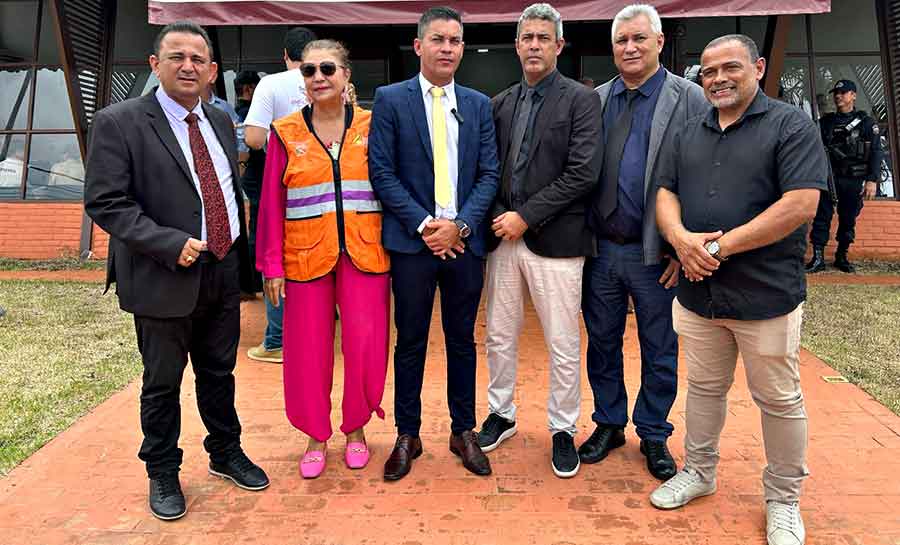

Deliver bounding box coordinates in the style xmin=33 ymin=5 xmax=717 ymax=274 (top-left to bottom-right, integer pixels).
xmin=300 ymin=62 xmax=343 ymax=77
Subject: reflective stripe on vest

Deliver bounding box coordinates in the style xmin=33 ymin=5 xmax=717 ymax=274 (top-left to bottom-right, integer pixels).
xmin=286 ymin=180 xmax=382 ymax=220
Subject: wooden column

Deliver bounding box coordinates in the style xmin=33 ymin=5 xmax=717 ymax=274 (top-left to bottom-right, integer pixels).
xmin=761 ymin=15 xmax=792 ymax=97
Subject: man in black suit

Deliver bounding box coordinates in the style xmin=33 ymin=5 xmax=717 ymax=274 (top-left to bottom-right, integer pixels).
xmin=84 ymin=21 xmax=268 ymax=521
xmin=476 ymin=3 xmax=603 ymax=479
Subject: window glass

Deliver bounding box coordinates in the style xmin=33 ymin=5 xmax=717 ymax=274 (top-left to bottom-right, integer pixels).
xmin=0 ymin=68 xmax=32 ymax=129
xmin=0 ymin=1 xmax=38 ymax=62
xmin=582 ymin=56 xmax=619 ymax=86
xmin=241 ymin=26 xmax=287 ymax=62
xmin=681 ymin=17 xmax=737 ymax=54
xmin=738 ymin=17 xmax=769 ymax=53
xmin=350 ymin=59 xmax=388 ymax=101
xmin=786 ymin=16 xmax=809 ymax=54
xmin=0 ymin=134 xmax=27 ymax=199
xmin=815 ymin=55 xmax=894 ymax=195
xmin=37 ymin=0 xmax=59 ymax=64
xmin=779 ymin=58 xmax=814 ymax=118
xmin=32 ymin=67 xmax=75 ymax=129
xmin=810 ymin=0 xmax=879 ymax=53
xmin=113 ymin=1 xmax=159 ymax=62
xmin=109 ymin=66 xmax=156 ymax=104
xmin=815 ymin=56 xmax=887 ymax=122
xmin=25 ymin=133 xmax=83 ymax=200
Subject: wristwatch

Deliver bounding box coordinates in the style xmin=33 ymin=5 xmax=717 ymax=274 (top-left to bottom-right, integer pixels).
xmin=454 ymin=219 xmax=471 ymax=239
xmin=704 ymin=240 xmax=728 ymax=262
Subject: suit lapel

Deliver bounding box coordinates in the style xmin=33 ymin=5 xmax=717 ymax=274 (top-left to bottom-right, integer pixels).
xmin=407 ymin=78 xmax=433 ymax=163
xmin=498 ymin=85 xmax=519 ymax=163
xmin=455 ymin=85 xmax=468 ymax=178
xmin=145 ymin=94 xmax=198 ymax=197
xmin=645 ymin=71 xmax=677 ymax=199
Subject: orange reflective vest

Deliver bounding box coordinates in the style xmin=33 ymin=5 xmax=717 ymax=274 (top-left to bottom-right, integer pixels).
xmin=272 ymin=105 xmax=389 ymax=282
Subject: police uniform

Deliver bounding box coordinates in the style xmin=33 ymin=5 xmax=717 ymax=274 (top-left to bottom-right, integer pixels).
xmin=807 ymin=79 xmax=882 ymax=273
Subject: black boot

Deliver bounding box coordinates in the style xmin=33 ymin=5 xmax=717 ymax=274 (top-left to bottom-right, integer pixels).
xmin=833 ymin=243 xmax=855 ymax=273
xmin=805 ymin=245 xmax=826 ymax=273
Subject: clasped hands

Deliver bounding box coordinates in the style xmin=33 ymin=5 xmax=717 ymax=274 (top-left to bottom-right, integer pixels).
xmin=672 ymin=229 xmax=725 ymax=283
xmin=423 ymin=219 xmax=465 ymax=260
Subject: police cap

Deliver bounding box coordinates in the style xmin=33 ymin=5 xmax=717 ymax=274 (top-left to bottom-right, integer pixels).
xmin=830 ymin=80 xmax=857 ymax=94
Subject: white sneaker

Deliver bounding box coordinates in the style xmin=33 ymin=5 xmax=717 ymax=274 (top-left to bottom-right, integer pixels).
xmin=649 ymin=467 xmax=717 ymax=509
xmin=766 ymin=501 xmax=805 ymax=545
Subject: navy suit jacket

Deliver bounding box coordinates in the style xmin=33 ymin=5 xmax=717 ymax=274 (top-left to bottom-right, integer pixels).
xmin=368 ymin=76 xmax=500 ymax=257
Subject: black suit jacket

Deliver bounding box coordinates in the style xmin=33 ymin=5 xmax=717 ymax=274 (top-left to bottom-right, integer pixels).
xmin=84 ymin=90 xmax=251 ymax=319
xmin=490 ymin=73 xmax=603 ymax=258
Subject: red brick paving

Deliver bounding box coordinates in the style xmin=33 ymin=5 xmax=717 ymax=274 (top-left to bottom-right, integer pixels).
xmin=1 ymin=291 xmax=899 ymax=545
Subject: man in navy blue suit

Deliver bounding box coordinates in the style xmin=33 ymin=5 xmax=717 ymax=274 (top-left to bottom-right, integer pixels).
xmin=369 ymin=6 xmax=500 ymax=481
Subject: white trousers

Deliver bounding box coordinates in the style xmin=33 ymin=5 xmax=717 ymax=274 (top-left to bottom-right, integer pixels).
xmin=485 ymin=238 xmax=584 ymax=435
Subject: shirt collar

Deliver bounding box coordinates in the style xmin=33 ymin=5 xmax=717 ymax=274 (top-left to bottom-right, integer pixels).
xmin=522 ymin=69 xmax=558 ymax=100
xmin=703 ymin=89 xmax=770 ymax=130
xmin=419 ymin=73 xmax=456 ymax=104
xmin=156 ymin=86 xmax=205 ymax=123
xmin=612 ymin=65 xmax=665 ymax=98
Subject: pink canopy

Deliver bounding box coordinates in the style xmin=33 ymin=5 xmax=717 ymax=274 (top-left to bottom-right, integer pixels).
xmin=149 ymin=0 xmax=830 ymax=26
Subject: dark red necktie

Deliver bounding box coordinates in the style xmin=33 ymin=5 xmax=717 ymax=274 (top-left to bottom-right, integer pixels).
xmin=184 ymin=112 xmax=231 ymax=260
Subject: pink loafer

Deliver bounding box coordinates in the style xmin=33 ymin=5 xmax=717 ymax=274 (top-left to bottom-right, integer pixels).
xmin=300 ymin=450 xmax=326 ymax=479
xmin=345 ymin=442 xmax=369 ymax=469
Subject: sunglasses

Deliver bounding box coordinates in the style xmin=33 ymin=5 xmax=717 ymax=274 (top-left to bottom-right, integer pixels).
xmin=300 ymin=62 xmax=343 ymax=78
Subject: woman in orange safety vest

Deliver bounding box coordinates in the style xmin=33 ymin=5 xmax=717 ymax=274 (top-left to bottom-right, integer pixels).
xmin=256 ymin=40 xmax=389 ymax=479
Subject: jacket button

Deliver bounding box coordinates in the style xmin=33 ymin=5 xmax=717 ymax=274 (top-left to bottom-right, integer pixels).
xmin=193 ymin=211 xmax=200 ymax=218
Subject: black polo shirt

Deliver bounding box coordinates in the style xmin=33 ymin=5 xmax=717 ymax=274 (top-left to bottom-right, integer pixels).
xmin=656 ymin=91 xmax=828 ymax=320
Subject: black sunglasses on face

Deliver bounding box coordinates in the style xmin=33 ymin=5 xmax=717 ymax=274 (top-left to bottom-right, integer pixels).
xmin=300 ymin=62 xmax=341 ymax=77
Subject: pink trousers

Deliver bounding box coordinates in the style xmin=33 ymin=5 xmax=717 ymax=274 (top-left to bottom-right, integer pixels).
xmin=283 ymin=254 xmax=389 ymax=442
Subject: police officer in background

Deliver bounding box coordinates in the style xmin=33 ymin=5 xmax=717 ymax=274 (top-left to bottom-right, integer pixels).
xmin=806 ymin=79 xmax=882 ymax=273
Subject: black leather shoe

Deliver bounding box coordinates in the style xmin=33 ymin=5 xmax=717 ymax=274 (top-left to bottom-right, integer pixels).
xmin=805 ymin=245 xmax=826 ymax=273
xmin=149 ymin=473 xmax=186 ymax=521
xmin=209 ymin=450 xmax=270 ymax=491
xmin=834 ymin=248 xmax=855 ymax=273
xmin=449 ymin=430 xmax=492 ymax=476
xmin=384 ymin=434 xmax=423 ymax=481
xmin=640 ymin=439 xmax=677 ymax=481
xmin=577 ymin=425 xmax=626 ymax=464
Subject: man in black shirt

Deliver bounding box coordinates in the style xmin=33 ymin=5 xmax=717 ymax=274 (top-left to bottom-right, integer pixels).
xmin=653 ymin=35 xmax=826 ymax=545
xmin=805 ymin=79 xmax=883 ymax=273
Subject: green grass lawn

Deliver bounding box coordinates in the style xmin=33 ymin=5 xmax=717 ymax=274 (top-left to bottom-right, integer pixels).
xmin=803 ymin=284 xmax=900 ymax=416
xmin=0 ymin=280 xmax=140 ymax=476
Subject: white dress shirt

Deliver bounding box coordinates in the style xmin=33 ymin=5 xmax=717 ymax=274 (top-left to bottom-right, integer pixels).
xmin=156 ymin=87 xmax=240 ymax=244
xmin=418 ymin=72 xmax=460 ymax=231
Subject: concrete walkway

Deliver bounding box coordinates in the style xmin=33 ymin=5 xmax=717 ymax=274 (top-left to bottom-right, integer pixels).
xmin=1 ymin=287 xmax=899 ymax=544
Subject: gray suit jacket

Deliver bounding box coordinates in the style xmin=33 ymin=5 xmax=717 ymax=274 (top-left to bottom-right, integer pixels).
xmin=595 ymin=69 xmax=708 ymax=265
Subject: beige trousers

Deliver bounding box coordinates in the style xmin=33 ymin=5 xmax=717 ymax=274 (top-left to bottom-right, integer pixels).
xmin=672 ymin=298 xmax=809 ymax=502
xmin=485 ymin=238 xmax=584 ymax=435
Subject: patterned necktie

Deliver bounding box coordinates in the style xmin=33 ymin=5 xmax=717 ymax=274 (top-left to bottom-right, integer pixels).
xmin=430 ymin=86 xmax=451 ymax=208
xmin=184 ymin=112 xmax=231 ymax=260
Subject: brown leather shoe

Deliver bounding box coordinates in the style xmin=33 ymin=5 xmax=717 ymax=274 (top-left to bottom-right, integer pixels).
xmin=449 ymin=430 xmax=492 ymax=476
xmin=383 ymin=434 xmax=422 ymax=481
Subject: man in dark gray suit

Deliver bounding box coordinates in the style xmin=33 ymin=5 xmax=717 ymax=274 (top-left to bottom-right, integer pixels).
xmin=84 ymin=21 xmax=268 ymax=521
xmin=477 ymin=3 xmax=603 ymax=479
xmin=579 ymin=3 xmax=708 ymax=481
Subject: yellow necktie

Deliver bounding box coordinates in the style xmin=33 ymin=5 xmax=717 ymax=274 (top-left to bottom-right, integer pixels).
xmin=430 ymin=86 xmax=451 ymax=208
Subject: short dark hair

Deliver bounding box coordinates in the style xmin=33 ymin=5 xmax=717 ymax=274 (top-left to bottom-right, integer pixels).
xmin=233 ymin=70 xmax=261 ymax=95
xmin=704 ymin=34 xmax=760 ymax=63
xmin=284 ymin=27 xmax=317 ymax=62
xmin=417 ymin=6 xmax=463 ymax=40
xmin=153 ymin=21 xmax=214 ymax=58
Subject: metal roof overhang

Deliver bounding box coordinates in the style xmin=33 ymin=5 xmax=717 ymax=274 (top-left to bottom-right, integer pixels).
xmin=148 ymin=0 xmax=831 ymax=26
